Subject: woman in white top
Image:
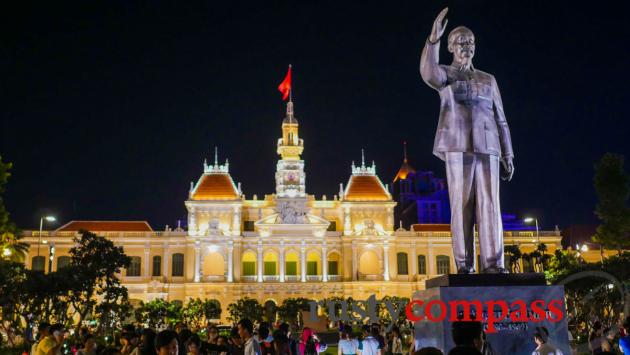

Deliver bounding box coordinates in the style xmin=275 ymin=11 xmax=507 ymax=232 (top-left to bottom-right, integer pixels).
xmin=338 ymin=330 xmax=359 ymax=355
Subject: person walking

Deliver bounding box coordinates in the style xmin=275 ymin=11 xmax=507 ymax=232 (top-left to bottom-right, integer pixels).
xmin=238 ymin=319 xmax=261 ymax=355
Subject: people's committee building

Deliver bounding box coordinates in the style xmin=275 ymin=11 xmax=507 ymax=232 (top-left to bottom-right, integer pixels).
xmin=21 ymin=101 xmax=564 ymax=320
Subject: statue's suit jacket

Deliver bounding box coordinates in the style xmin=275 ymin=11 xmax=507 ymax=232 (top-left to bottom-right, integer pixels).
xmin=420 ymin=40 xmax=514 ymax=162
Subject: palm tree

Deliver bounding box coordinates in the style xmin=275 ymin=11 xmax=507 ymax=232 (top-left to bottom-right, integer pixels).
xmin=504 ymin=245 xmax=522 ymax=273
xmin=0 ymin=230 xmax=29 ymax=262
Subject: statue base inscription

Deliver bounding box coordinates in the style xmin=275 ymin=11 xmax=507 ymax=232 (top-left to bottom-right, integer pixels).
xmin=412 ymin=274 xmax=570 ymax=355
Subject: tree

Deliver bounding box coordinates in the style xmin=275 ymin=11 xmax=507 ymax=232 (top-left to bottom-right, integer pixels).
xmin=545 ymin=249 xmax=629 ymax=343
xmin=277 ymin=298 xmax=311 ymax=326
xmin=593 ymin=153 xmax=630 ymax=252
xmin=182 ymin=298 xmax=221 ymax=329
xmin=134 ymin=299 xmax=183 ymax=329
xmin=378 ymin=296 xmax=409 ymax=328
xmin=64 ymin=230 xmax=131 ymax=330
xmin=227 ymin=297 xmax=263 ymax=323
xmin=0 ymin=156 xmax=28 ymax=262
xmin=504 ymin=245 xmax=522 ymax=273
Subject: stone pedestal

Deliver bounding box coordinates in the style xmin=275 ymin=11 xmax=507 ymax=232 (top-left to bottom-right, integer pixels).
xmin=412 ymin=273 xmax=570 ymax=355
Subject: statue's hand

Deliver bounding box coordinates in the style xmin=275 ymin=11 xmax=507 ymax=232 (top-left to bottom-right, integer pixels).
xmin=429 ymin=7 xmax=449 ymax=43
xmin=501 ymin=157 xmax=515 ymax=181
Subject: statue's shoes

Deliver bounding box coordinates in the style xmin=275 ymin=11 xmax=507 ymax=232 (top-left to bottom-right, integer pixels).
xmin=457 ymin=267 xmax=475 ymax=274
xmin=482 ymin=266 xmax=510 ymax=274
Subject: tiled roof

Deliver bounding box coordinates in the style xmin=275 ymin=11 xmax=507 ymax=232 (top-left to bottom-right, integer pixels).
xmin=412 ymin=224 xmax=451 ymax=232
xmin=191 ymin=173 xmax=239 ymax=200
xmin=344 ymin=175 xmax=391 ymax=201
xmin=56 ymin=221 xmax=153 ymax=232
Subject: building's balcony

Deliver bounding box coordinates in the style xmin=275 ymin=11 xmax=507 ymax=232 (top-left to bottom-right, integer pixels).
xmin=328 ymin=275 xmax=341 ymax=281
xmin=306 ymin=275 xmax=322 ymax=281
xmin=263 ymin=275 xmax=279 ymax=282
xmin=358 ymin=274 xmax=383 ymax=281
xmin=285 ymin=275 xmax=300 ymax=282
xmin=202 ymin=275 xmax=225 ymax=282
xmin=242 ymin=275 xmax=257 ymax=282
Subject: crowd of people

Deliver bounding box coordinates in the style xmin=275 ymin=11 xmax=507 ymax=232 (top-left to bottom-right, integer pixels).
xmin=23 ymin=316 xmax=630 ymax=355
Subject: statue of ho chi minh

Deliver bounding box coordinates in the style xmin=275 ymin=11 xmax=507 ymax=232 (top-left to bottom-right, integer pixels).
xmin=420 ymin=8 xmax=515 ymax=274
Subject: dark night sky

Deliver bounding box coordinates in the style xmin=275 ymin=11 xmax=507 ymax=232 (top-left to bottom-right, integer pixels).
xmin=1 ymin=1 xmax=629 ymax=231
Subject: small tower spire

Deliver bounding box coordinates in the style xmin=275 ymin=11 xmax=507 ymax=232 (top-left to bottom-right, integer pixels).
xmin=403 ymin=141 xmax=408 ymax=163
xmin=214 ymin=146 xmax=218 ymax=166
xmin=361 ymin=149 xmax=366 ymax=168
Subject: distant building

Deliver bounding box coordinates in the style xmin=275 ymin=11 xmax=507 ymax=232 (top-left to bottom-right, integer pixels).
xmin=390 ymin=143 xmax=537 ymax=231
xmin=391 ymin=142 xmax=450 ymax=228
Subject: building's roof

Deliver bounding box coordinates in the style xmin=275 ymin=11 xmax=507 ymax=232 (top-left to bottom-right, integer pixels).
xmin=56 ymin=221 xmax=153 ymax=232
xmin=344 ymin=175 xmax=391 ymax=201
xmin=393 ymin=161 xmax=416 ymax=182
xmin=412 ymin=224 xmax=451 ymax=232
xmin=190 ymin=173 xmax=240 ymax=200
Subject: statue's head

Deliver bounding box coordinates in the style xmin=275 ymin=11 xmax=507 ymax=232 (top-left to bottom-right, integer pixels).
xmin=447 ymin=26 xmax=475 ymax=62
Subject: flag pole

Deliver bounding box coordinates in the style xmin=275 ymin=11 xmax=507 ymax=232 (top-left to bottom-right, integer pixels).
xmin=288 ymin=64 xmax=292 ymax=103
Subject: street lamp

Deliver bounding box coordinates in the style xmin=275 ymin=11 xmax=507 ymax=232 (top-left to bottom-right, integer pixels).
xmin=37 ymin=216 xmax=56 ymax=258
xmin=524 ymin=217 xmax=539 ymax=244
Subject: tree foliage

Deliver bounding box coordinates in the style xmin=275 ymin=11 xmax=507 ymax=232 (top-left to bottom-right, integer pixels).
xmin=227 ymin=297 xmax=263 ymax=323
xmin=545 ymin=249 xmax=629 ymax=342
xmin=0 ymin=156 xmax=28 ymax=262
xmin=182 ymin=298 xmax=222 ymax=329
xmin=593 ymin=153 xmax=630 ymax=251
xmin=504 ymin=245 xmax=522 ymax=273
xmin=277 ymin=297 xmax=311 ymax=325
xmin=134 ymin=299 xmax=183 ymax=329
xmin=65 ymin=230 xmax=132 ymax=329
xmin=0 ymin=230 xmax=131 ymax=344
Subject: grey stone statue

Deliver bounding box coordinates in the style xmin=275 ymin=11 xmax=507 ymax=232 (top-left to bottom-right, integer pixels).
xmin=420 ymin=8 xmax=514 ymax=274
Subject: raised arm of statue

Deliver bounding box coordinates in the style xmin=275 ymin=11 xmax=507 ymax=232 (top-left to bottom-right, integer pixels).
xmin=420 ymin=8 xmax=448 ymax=90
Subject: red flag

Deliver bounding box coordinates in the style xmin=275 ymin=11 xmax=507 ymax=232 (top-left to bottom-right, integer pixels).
xmin=278 ymin=65 xmax=292 ymax=101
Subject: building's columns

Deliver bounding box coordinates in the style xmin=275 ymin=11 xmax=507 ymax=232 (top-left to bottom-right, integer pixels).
xmin=163 ymin=243 xmax=170 ymax=279
xmin=428 ymin=241 xmax=435 ymax=276
xmin=194 ymin=243 xmax=201 ymax=282
xmin=322 ymin=244 xmax=328 ymax=282
xmin=411 ymin=243 xmax=417 ymax=279
xmin=343 ymin=207 xmax=352 ymax=236
xmin=279 ymin=241 xmax=286 ymax=282
xmin=386 ymin=207 xmax=394 ymax=231
xmin=257 ymin=240 xmax=263 ymax=283
xmin=300 ymin=241 xmax=306 ymax=282
xmin=144 ymin=246 xmax=150 ymax=278
xmin=189 ymin=208 xmax=197 ymax=236
xmin=232 ymin=206 xmax=241 ymax=236
xmin=227 ymin=242 xmax=234 ymax=282
xmin=352 ymin=244 xmax=358 ymax=281
xmin=383 ymin=241 xmax=390 ymax=281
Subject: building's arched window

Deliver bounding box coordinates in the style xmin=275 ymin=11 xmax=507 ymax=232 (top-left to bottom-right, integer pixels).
xmin=57 ymin=256 xmax=71 ymax=270
xmin=263 ymin=253 xmax=278 ymax=275
xmin=328 ymin=252 xmax=341 ymax=276
xmin=172 ymin=253 xmax=184 ymax=277
xmin=152 ymin=256 xmax=162 ymax=277
xmin=32 ymin=256 xmax=45 ymax=272
xmin=126 ymin=256 xmax=141 ymax=277
xmin=285 ymin=252 xmax=298 ymax=276
xmin=397 ymin=252 xmax=408 ymax=275
xmin=306 ymin=252 xmax=319 ymax=276
xmin=417 ymin=255 xmax=427 ymax=275
xmin=242 ymin=252 xmax=256 ymax=276
xmin=436 ymin=255 xmax=451 ymax=275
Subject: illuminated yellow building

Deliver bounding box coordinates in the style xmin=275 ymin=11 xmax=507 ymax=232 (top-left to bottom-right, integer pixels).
xmin=21 ymin=100 xmax=567 ymax=321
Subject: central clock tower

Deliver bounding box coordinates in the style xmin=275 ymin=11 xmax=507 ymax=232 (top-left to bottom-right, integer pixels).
xmin=275 ymin=100 xmax=306 ymax=198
